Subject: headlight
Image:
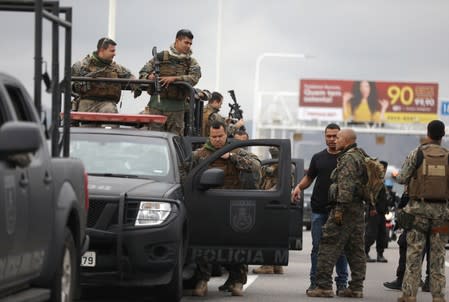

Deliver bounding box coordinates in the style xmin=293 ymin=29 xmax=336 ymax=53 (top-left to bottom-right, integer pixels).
xmin=135 ymin=201 xmax=172 ymax=226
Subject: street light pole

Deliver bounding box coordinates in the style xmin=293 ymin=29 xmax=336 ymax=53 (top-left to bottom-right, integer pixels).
xmin=108 ymin=0 xmax=116 ymax=40
xmin=252 ymin=53 xmax=307 ymax=138
xmin=215 ymin=0 xmax=223 ymax=91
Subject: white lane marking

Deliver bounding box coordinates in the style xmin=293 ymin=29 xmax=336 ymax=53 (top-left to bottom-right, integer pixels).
xmin=243 ymin=275 xmax=258 ymax=291
xmin=445 ymin=261 xmax=449 ymax=267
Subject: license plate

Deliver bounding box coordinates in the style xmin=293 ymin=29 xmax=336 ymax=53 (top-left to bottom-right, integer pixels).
xmin=81 ymin=251 xmax=96 ymax=267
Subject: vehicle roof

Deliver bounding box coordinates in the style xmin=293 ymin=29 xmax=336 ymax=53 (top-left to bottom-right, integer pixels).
xmin=69 ymin=127 xmax=177 ymax=139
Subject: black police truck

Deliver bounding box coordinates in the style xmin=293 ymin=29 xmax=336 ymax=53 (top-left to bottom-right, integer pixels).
xmin=68 ymin=78 xmax=303 ymax=302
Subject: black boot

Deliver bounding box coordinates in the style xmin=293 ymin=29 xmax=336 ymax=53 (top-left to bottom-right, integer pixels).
xmin=366 ymin=253 xmax=376 ymax=263
xmin=377 ymin=253 xmax=388 ymax=263
xmin=383 ymin=278 xmax=402 ymax=290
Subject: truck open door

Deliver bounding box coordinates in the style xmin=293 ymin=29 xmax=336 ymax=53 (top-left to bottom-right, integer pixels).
xmin=183 ymin=139 xmax=294 ymax=266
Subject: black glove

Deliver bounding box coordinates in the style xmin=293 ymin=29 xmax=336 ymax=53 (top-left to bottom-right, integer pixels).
xmin=133 ymin=87 xmax=142 ymax=98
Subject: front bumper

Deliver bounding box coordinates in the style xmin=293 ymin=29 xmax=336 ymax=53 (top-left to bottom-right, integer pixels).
xmin=80 ymin=199 xmax=184 ymax=287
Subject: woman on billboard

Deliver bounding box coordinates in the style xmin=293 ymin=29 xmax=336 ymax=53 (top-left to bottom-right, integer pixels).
xmin=343 ymin=80 xmax=389 ymax=123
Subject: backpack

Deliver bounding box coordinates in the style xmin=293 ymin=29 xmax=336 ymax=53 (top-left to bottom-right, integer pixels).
xmin=353 ymin=149 xmax=386 ymax=206
xmin=409 ymin=144 xmax=449 ymax=201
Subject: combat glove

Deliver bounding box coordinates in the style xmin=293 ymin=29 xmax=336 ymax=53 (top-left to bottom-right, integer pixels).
xmin=133 ymin=87 xmax=142 ymax=98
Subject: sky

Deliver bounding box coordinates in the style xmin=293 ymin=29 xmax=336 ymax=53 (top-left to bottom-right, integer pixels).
xmin=1 ymin=0 xmax=449 ymax=126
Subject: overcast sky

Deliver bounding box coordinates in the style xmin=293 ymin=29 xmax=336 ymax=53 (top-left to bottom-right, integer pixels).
xmin=1 ymin=0 xmax=449 ymax=122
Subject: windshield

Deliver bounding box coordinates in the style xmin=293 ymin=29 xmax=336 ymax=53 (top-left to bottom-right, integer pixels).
xmin=70 ymin=133 xmax=173 ymax=181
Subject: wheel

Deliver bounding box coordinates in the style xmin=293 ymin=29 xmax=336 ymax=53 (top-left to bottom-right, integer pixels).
xmin=159 ymin=242 xmax=183 ymax=302
xmin=51 ymin=227 xmax=78 ymax=302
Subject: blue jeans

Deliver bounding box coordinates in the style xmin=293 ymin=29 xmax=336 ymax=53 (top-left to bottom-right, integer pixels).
xmin=310 ymin=212 xmax=348 ymax=287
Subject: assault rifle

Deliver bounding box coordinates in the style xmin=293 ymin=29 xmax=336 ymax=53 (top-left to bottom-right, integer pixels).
xmin=152 ymin=46 xmax=161 ymax=102
xmin=227 ymin=90 xmax=245 ymax=131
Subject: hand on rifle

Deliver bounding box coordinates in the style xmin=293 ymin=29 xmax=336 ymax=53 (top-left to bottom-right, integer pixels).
xmin=234 ymin=119 xmax=245 ymax=129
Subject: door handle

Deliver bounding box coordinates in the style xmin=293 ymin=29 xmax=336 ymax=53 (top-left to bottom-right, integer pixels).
xmin=43 ymin=171 xmax=52 ymax=184
xmin=19 ymin=173 xmax=29 ymax=187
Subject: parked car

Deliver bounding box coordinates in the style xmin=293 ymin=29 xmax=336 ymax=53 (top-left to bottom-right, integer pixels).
xmin=0 ymin=72 xmax=88 ymax=302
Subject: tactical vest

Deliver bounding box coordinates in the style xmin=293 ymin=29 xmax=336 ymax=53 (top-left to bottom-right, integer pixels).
xmin=157 ymin=50 xmax=191 ymax=100
xmin=202 ymin=105 xmax=217 ymax=136
xmin=261 ymin=164 xmax=278 ymax=190
xmin=409 ymin=144 xmax=449 ymax=202
xmin=196 ymin=148 xmax=241 ymax=189
xmin=82 ymin=61 xmax=122 ymax=102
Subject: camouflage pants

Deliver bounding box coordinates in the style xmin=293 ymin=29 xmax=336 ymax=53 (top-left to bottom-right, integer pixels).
xmin=145 ymin=107 xmax=184 ymax=136
xmin=195 ymin=257 xmax=247 ymax=284
xmin=316 ymin=204 xmax=366 ymax=291
xmin=78 ymin=99 xmax=118 ymax=113
xmin=402 ymin=215 xmax=448 ymax=298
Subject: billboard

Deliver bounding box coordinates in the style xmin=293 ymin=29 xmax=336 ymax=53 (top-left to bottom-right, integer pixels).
xmin=299 ymin=79 xmax=438 ymax=124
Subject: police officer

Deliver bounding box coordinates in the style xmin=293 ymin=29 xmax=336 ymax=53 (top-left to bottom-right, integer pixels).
xmin=191 ymin=120 xmax=261 ymax=297
xmin=71 ymin=37 xmax=135 ymax=113
xmin=306 ymin=128 xmax=367 ymax=298
xmin=394 ymin=120 xmax=449 ymax=302
xmin=202 ymin=91 xmax=244 ymax=137
xmin=139 ymin=29 xmax=201 ymax=136
xmin=365 ymin=160 xmax=389 ymax=263
xmin=292 ymin=123 xmax=348 ymax=295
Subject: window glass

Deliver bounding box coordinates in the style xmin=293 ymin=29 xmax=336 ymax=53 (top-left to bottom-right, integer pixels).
xmin=70 ymin=133 xmax=173 ymax=181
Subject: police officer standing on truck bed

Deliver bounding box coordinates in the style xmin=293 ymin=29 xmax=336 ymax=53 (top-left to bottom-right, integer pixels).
xmin=71 ymin=37 xmax=136 ymax=113
xmin=191 ymin=120 xmax=261 ymax=297
xmin=139 ymin=29 xmax=201 ymax=136
xmin=394 ymin=120 xmax=449 ymax=302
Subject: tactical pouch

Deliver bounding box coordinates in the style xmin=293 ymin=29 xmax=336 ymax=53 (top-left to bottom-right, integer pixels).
xmin=396 ymin=211 xmax=415 ymax=230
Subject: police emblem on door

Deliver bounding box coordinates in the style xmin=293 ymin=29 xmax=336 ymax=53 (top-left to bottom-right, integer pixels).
xmin=230 ymin=200 xmax=256 ymax=232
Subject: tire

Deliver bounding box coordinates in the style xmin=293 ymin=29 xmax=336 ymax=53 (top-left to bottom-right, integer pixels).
xmin=160 ymin=242 xmax=183 ymax=302
xmin=51 ymin=227 xmax=78 ymax=302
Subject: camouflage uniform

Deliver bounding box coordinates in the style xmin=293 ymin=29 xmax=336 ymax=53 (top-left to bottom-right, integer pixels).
xmin=202 ymin=104 xmax=239 ymax=137
xmin=139 ymin=45 xmax=201 ymax=136
xmin=395 ymin=143 xmax=449 ymax=299
xmin=192 ymin=140 xmax=261 ymax=284
xmin=71 ymin=52 xmax=134 ymax=113
xmin=315 ymin=143 xmax=367 ymax=292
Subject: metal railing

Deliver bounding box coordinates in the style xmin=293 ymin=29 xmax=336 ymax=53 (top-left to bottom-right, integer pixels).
xmin=71 ymin=76 xmax=203 ymax=136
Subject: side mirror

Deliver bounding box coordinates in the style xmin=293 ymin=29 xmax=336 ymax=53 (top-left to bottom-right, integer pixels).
xmin=199 ymin=168 xmax=224 ymax=190
xmin=0 ymin=122 xmax=41 ymax=157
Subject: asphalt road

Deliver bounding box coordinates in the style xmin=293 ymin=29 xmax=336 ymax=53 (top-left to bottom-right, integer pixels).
xmin=79 ymin=229 xmax=449 ymax=302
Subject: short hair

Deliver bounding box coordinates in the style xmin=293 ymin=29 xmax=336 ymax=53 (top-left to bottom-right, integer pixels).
xmin=211 ymin=120 xmax=226 ymax=130
xmin=176 ymin=29 xmax=194 ymax=40
xmin=234 ymin=129 xmax=249 ymax=139
xmin=97 ymin=37 xmax=116 ymax=51
xmin=209 ymin=92 xmax=223 ymax=103
xmin=427 ymin=120 xmax=445 ymax=140
xmin=325 ymin=123 xmax=340 ymax=132
xmin=380 ymin=160 xmax=388 ymax=170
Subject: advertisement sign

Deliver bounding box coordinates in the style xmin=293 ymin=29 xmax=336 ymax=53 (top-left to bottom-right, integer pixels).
xmin=299 ymin=79 xmax=438 ymax=124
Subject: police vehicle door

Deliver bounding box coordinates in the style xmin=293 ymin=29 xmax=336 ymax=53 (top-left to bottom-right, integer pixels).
xmin=184 ymin=139 xmax=292 ymax=266
xmin=289 ymin=158 xmax=304 ymax=250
